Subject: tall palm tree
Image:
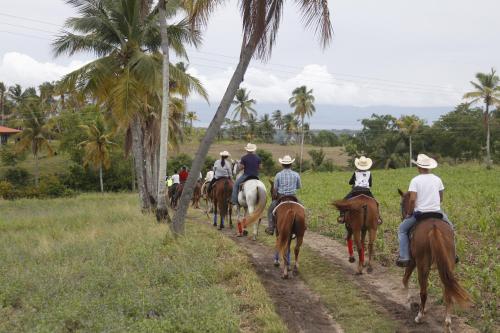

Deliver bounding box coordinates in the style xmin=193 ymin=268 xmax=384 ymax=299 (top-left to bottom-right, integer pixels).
xmin=289 ymin=85 xmax=315 ymax=172
xmin=54 ymin=0 xmax=207 ymax=211
xmin=79 ymin=121 xmax=115 ymax=193
xmin=272 ymin=109 xmax=284 ymax=129
xmin=173 ymin=0 xmax=333 ymax=234
xmin=463 ymin=68 xmax=500 ymax=168
xmin=283 ymin=112 xmax=298 ymax=142
xmin=232 ymin=88 xmax=257 ymax=124
xmin=396 ymin=115 xmax=424 ymax=167
xmin=0 ymin=82 xmax=5 ymax=126
xmin=15 ymin=99 xmax=53 ymax=186
xmin=186 ymin=111 xmax=198 ymax=130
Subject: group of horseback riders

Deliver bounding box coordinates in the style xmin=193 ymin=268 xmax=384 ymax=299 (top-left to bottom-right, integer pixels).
xmin=199 ymin=142 xmax=457 ymax=268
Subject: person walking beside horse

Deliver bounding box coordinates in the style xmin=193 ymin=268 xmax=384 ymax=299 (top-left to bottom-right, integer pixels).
xmin=397 ymin=154 xmax=469 ymax=330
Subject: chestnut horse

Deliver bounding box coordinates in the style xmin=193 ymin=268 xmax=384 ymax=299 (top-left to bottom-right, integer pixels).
xmin=212 ymin=178 xmax=233 ymax=230
xmin=398 ymin=190 xmax=470 ymax=330
xmin=332 ymin=195 xmax=379 ymax=274
xmin=270 ymin=180 xmax=306 ymax=279
xmin=191 ymin=180 xmax=202 ymax=208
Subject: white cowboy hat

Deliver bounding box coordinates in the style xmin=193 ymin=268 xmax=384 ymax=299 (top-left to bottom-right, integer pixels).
xmin=412 ymin=154 xmax=438 ymax=169
xmin=244 ymin=143 xmax=257 ymax=152
xmin=354 ymin=156 xmax=373 ymax=171
xmin=278 ymin=155 xmax=295 ymax=165
xmin=219 ymin=151 xmax=230 ymax=157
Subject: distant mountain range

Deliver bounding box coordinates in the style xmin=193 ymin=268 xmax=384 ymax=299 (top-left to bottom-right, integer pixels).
xmin=188 ymin=102 xmax=452 ymax=130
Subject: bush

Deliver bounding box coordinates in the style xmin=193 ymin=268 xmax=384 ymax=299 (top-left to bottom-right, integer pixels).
xmin=39 ymin=176 xmax=74 ymax=198
xmin=0 ymin=146 xmax=26 ymax=166
xmin=256 ymin=149 xmax=277 ymax=175
xmin=168 ymin=154 xmax=193 ymax=175
xmin=0 ymin=181 xmax=18 ymax=200
xmin=308 ymin=149 xmax=326 ymax=170
xmin=2 ymin=168 xmax=31 ymax=187
xmin=203 ymin=156 xmax=216 ymax=176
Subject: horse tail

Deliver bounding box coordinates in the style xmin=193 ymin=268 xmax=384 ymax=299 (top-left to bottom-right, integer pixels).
xmin=222 ymin=178 xmax=229 ymax=216
xmin=278 ymin=209 xmax=296 ymax=261
xmin=241 ymin=185 xmax=267 ymax=227
xmin=429 ymin=224 xmax=471 ymax=307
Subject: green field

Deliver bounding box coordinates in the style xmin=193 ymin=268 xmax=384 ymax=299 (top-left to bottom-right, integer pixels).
xmin=298 ymin=164 xmax=499 ymax=331
xmin=0 ymin=194 xmax=285 ymax=332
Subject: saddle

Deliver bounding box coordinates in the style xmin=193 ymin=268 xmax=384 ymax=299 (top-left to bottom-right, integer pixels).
xmin=277 ymin=195 xmax=298 ymax=204
xmin=409 ymin=212 xmax=444 ymax=240
xmin=238 ymin=175 xmax=259 ymax=191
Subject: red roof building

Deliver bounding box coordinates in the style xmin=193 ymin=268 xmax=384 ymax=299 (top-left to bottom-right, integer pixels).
xmin=0 ymin=125 xmax=21 ymax=145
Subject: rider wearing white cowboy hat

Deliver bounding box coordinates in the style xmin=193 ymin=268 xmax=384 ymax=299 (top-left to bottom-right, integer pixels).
xmin=231 ymin=143 xmax=261 ymax=205
xmin=396 ymin=154 xmax=457 ymax=267
xmin=265 ymin=155 xmax=302 ymax=235
xmin=208 ymin=151 xmax=233 ymax=193
xmin=337 ymin=156 xmax=383 ymax=224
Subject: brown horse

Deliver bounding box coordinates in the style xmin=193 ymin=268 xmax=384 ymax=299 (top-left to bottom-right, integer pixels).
xmin=398 ymin=190 xmax=470 ymax=330
xmin=212 ymin=178 xmax=233 ymax=230
xmin=270 ymin=180 xmax=306 ymax=279
xmin=191 ymin=180 xmax=202 ymax=208
xmin=332 ymin=195 xmax=379 ymax=274
xmin=171 ymin=183 xmax=184 ymax=208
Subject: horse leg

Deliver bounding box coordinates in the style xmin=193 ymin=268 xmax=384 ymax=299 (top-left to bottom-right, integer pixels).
xmin=367 ymin=228 xmax=377 ymax=273
xmin=213 ymin=199 xmax=218 ymax=227
xmin=353 ymin=231 xmax=364 ymax=274
xmin=403 ymin=260 xmax=416 ymax=304
xmin=444 ymin=291 xmax=453 ymax=333
xmin=361 ymin=228 xmax=367 ymax=267
xmin=282 ymin=239 xmax=292 ymax=279
xmin=228 ymin=203 xmax=233 ymax=229
xmin=253 ymin=219 xmax=260 ymax=241
xmin=293 ymin=236 xmax=303 ymax=274
xmin=415 ymin=262 xmax=430 ymax=323
xmin=273 ymin=248 xmax=280 ymax=267
xmin=346 ymin=228 xmax=355 ymax=263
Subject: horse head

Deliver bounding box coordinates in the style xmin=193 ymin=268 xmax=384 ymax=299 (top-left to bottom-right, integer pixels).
xmin=398 ymin=188 xmax=410 ymax=220
xmin=269 ymin=178 xmax=278 ymax=200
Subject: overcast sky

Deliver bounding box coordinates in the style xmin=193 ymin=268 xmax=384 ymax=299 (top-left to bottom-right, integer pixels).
xmin=0 ymin=0 xmax=499 ymax=127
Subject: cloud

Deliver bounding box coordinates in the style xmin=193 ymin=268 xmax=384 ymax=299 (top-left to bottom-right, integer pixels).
xmin=0 ymin=52 xmax=87 ymax=88
xmin=188 ymin=63 xmax=463 ymax=107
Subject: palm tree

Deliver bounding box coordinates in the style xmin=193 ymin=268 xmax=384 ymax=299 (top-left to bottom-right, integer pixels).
xmin=15 ymin=99 xmax=53 ymax=186
xmin=272 ymin=109 xmax=284 ymax=129
xmin=289 ymin=85 xmax=315 ymax=172
xmin=232 ymin=88 xmax=257 ymax=124
xmin=283 ymin=113 xmax=299 ymax=143
xmin=258 ymin=113 xmax=275 ymax=142
xmin=186 ymin=111 xmax=198 ymax=130
xmin=0 ymin=82 xmax=5 ymax=126
xmin=173 ymin=0 xmax=333 ymax=234
xmin=396 ymin=115 xmax=424 ymax=167
xmin=54 ymin=0 xmax=207 ymax=211
xmin=79 ymin=121 xmax=115 ymax=193
xmin=463 ymin=68 xmax=500 ymax=168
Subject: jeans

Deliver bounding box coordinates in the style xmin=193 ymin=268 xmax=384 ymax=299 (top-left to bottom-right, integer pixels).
xmin=398 ymin=210 xmax=452 ymax=260
xmin=231 ymin=174 xmax=250 ymax=204
xmin=267 ymin=200 xmax=279 ymax=230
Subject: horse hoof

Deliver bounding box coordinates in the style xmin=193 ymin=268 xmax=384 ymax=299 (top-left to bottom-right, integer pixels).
xmin=243 ymin=230 xmax=248 ymax=236
xmin=236 ymin=233 xmax=243 ymax=237
xmin=348 ymin=257 xmax=355 ymax=263
xmin=282 ymin=274 xmax=289 ymax=280
xmin=213 ymin=223 xmax=217 ymax=227
xmin=218 ymin=226 xmax=224 ymax=230
xmin=367 ymin=266 xmax=373 ymax=273
xmin=355 ymin=271 xmax=363 ymax=275
xmin=252 ymin=236 xmax=257 ymax=241
xmin=274 ymin=260 xmax=280 ymax=267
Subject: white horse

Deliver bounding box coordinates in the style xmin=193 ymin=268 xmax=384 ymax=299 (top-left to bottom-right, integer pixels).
xmin=235 ymin=171 xmax=267 ymax=240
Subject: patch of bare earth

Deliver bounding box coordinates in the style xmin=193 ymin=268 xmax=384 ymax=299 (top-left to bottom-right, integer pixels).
xmin=303 ymin=231 xmax=478 ymax=333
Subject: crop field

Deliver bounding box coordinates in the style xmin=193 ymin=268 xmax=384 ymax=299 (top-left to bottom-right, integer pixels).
xmin=298 ymin=164 xmax=499 ymax=331
xmin=0 ymin=194 xmax=285 ymax=332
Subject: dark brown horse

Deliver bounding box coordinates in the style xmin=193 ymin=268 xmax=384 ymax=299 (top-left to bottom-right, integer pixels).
xmin=332 ymin=195 xmax=379 ymax=274
xmin=191 ymin=180 xmax=202 ymax=208
xmin=171 ymin=183 xmax=183 ymax=208
xmin=270 ymin=180 xmax=306 ymax=279
xmin=212 ymin=178 xmax=233 ymax=230
xmin=398 ymin=190 xmax=470 ymax=330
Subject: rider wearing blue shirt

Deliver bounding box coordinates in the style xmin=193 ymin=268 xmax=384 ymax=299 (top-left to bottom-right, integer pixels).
xmin=231 ymin=143 xmax=261 ymax=205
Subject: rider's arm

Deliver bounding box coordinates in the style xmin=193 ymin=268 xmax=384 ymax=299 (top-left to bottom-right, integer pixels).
xmin=348 ymin=173 xmax=355 ymax=185
xmin=297 ymin=175 xmax=302 ymax=189
xmin=407 ymin=191 xmax=417 ymax=217
xmin=439 ymin=190 xmax=443 ymax=203
xmin=369 ymin=174 xmax=372 ymax=187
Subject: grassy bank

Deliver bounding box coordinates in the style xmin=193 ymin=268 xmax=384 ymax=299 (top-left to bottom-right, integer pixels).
xmin=0 ymin=193 xmax=286 ymax=332
xmin=299 ymin=164 xmax=499 ymax=331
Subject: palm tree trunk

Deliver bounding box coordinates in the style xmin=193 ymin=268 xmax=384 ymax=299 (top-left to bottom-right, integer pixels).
xmin=485 ymin=104 xmax=492 ymax=168
xmin=172 ymin=40 xmax=259 ymax=235
xmin=156 ymin=1 xmax=171 ymax=222
xmin=131 ymin=116 xmax=150 ymax=211
xmin=34 ymin=152 xmax=39 ymax=187
xmin=409 ymin=135 xmax=412 ymax=167
xmin=299 ymin=115 xmax=305 ymax=173
xmin=99 ymin=163 xmax=104 ymax=193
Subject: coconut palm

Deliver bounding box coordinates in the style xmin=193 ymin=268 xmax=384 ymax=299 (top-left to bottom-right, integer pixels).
xmin=79 ymin=121 xmax=115 ymax=193
xmin=185 ymin=111 xmax=198 ymax=130
xmin=173 ymin=0 xmax=333 ymax=233
xmin=15 ymin=99 xmax=53 ymax=186
xmin=463 ymin=68 xmax=500 ymax=168
xmin=289 ymin=85 xmax=315 ymax=172
xmin=54 ymin=0 xmax=207 ymax=211
xmin=272 ymin=109 xmax=284 ymax=129
xmin=232 ymin=88 xmax=257 ymax=124
xmin=396 ymin=115 xmax=424 ymax=167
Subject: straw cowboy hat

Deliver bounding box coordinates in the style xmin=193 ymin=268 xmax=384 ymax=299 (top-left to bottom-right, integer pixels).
xmin=278 ymin=155 xmax=295 ymax=165
xmin=412 ymin=154 xmax=438 ymax=169
xmin=244 ymin=143 xmax=257 ymax=152
xmin=219 ymin=151 xmax=230 ymax=157
xmin=354 ymin=156 xmax=373 ymax=171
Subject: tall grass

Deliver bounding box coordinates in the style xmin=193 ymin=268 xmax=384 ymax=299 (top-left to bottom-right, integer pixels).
xmin=299 ymin=164 xmax=499 ymax=331
xmin=0 ymin=193 xmax=286 ymax=332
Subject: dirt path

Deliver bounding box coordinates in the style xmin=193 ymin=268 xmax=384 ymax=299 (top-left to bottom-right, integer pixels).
xmin=302 ymin=230 xmax=477 ymax=333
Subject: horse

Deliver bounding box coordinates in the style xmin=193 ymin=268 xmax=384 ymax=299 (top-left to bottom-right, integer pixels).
xmin=332 ymin=195 xmax=379 ymax=274
xmin=212 ymin=178 xmax=233 ymax=230
xmin=171 ymin=183 xmax=184 ymax=209
xmin=270 ymin=180 xmax=306 ymax=279
xmin=235 ymin=171 xmax=267 ymax=240
xmin=398 ymin=189 xmax=470 ymax=330
xmin=191 ymin=180 xmax=202 ymax=208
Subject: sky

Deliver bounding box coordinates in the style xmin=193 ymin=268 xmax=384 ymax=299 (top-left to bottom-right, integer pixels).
xmin=0 ymin=0 xmax=499 ymax=128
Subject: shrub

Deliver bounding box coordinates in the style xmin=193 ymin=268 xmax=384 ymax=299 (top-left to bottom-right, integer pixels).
xmin=308 ymin=149 xmax=326 ymax=170
xmin=0 ymin=181 xmax=18 ymax=200
xmin=0 ymin=146 xmax=26 ymax=166
xmin=203 ymin=156 xmax=216 ymax=176
xmin=168 ymin=154 xmax=193 ymax=175
xmin=256 ymin=149 xmax=277 ymax=175
xmin=39 ymin=176 xmax=74 ymax=198
xmin=2 ymin=168 xmax=31 ymax=187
